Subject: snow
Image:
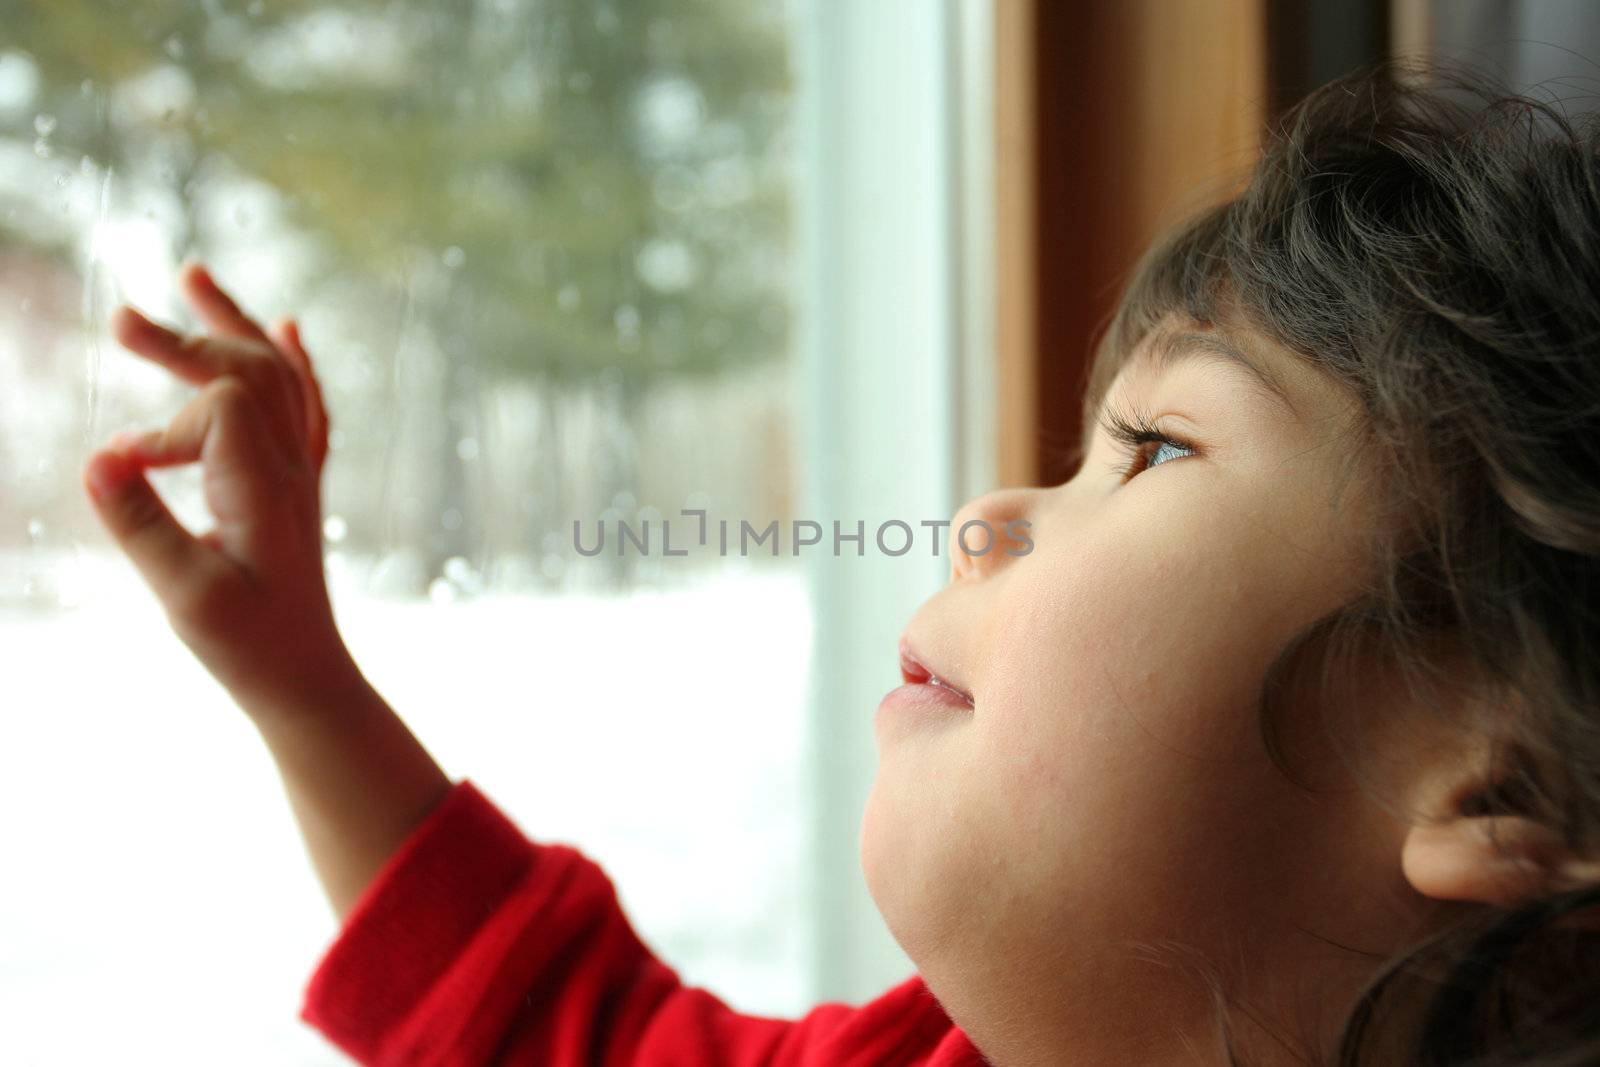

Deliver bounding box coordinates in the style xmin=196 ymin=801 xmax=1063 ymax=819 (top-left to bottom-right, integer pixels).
xmin=0 ymin=554 xmax=813 ymax=1064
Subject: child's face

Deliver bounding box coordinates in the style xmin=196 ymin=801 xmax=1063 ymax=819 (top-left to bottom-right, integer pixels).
xmin=861 ymin=317 xmax=1424 ymax=1061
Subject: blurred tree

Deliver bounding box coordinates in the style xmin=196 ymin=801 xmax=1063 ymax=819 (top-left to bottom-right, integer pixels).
xmin=2 ymin=0 xmax=795 ymax=588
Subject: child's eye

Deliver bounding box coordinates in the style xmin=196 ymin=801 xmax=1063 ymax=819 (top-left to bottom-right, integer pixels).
xmin=1098 ymin=404 xmax=1199 ymax=483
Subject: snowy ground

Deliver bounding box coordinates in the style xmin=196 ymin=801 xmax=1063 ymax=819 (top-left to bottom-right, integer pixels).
xmin=0 ymin=552 xmax=813 ymax=1065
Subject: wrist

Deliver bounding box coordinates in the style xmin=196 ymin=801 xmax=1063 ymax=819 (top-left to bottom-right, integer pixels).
xmin=231 ymin=644 xmax=374 ymax=726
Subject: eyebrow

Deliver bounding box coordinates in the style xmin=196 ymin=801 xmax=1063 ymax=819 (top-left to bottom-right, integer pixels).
xmin=1141 ymin=330 xmax=1301 ymax=420
xmin=1078 ymin=330 xmax=1301 ymax=464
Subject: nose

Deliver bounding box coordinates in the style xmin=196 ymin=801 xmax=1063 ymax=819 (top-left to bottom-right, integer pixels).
xmin=947 ymin=487 xmax=1041 ymax=582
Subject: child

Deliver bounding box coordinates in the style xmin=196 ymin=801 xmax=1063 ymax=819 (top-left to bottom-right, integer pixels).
xmin=81 ymin=59 xmax=1600 ymax=1066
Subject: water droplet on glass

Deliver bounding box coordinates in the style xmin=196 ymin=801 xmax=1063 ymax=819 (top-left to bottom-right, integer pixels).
xmin=27 ymin=518 xmax=44 ymax=541
xmin=614 ymin=304 xmax=641 ymax=334
xmin=636 ymin=77 xmax=705 ymax=147
xmin=541 ymin=552 xmax=565 ymax=580
xmin=557 ymin=285 xmax=580 ymax=312
xmin=635 ymin=239 xmax=698 ymax=293
xmin=33 ymin=113 xmax=55 ymax=136
xmin=80 ymin=78 xmax=94 ymax=97
xmin=455 ymin=436 xmax=479 ymax=461
xmin=441 ymin=507 xmax=463 ymax=531
xmin=33 ymin=138 xmax=51 ymax=158
xmin=442 ymin=556 xmax=481 ymax=595
xmin=323 ymin=515 xmax=348 ymax=543
xmin=427 ymin=577 xmax=456 ymax=604
xmin=80 ymin=155 xmax=96 ymax=175
xmin=442 ymin=245 xmax=465 ymax=269
xmin=164 ymin=34 xmax=184 ymax=60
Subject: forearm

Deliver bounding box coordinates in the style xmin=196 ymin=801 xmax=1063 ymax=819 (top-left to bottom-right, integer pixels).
xmin=246 ymin=667 xmax=453 ymax=921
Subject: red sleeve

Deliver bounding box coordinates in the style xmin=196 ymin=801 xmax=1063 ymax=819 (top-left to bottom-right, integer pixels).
xmin=298 ymin=779 xmax=973 ymax=1067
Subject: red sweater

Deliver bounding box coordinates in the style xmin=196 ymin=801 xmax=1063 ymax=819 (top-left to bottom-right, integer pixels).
xmin=300 ymin=779 xmax=990 ymax=1066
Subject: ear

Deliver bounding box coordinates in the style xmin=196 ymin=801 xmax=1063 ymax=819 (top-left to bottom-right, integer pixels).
xmin=1402 ymin=811 xmax=1600 ymax=909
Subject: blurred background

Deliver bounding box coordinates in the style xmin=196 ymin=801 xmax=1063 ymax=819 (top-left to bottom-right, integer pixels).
xmin=1 ymin=0 xmax=1597 ymax=1062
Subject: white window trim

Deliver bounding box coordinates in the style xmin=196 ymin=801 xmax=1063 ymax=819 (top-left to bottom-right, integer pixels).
xmin=794 ymin=0 xmax=996 ymax=1003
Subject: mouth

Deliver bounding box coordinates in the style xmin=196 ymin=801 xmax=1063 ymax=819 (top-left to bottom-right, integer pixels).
xmin=898 ymin=637 xmax=975 ymax=709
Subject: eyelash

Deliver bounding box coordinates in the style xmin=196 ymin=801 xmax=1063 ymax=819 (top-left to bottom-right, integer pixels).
xmin=1098 ymin=401 xmax=1199 ymax=482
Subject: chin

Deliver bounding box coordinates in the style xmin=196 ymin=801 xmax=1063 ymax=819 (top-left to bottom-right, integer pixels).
xmin=858 ymin=778 xmax=917 ymax=953
xmin=858 ymin=773 xmax=962 ymax=976
xmin=858 ymin=779 xmax=893 ymax=911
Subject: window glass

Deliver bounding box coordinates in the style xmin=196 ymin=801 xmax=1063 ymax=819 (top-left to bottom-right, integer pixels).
xmin=0 ymin=1 xmax=808 ymax=1060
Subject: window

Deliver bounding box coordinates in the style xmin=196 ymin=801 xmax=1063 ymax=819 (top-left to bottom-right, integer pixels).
xmin=0 ymin=1 xmax=986 ymax=1060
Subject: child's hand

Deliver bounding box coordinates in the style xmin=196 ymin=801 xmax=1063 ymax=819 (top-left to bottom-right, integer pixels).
xmin=83 ymin=261 xmax=355 ymax=716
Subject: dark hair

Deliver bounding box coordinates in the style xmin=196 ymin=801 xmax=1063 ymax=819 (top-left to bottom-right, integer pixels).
xmin=1078 ymin=57 xmax=1600 ymax=1066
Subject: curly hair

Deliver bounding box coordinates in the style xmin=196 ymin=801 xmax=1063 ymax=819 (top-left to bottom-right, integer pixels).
xmin=1077 ymin=57 xmax=1600 ymax=1066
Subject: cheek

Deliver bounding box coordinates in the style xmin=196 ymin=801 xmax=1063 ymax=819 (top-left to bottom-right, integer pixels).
xmin=968 ymin=519 xmax=1315 ymax=903
xmin=983 ymin=524 xmax=1275 ymax=767
xmin=863 ymin=482 xmax=1373 ymax=982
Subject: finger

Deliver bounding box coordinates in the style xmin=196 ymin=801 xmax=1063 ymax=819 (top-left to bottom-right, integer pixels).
xmin=176 ymin=265 xmax=312 ymax=450
xmin=119 ymin=376 xmax=287 ymax=473
xmin=83 ymin=444 xmax=210 ymax=608
xmin=113 ymin=308 xmax=306 ymax=447
xmin=286 ymin=321 xmax=329 ymax=422
xmin=291 ymin=321 xmax=331 ymax=471
xmin=179 ymin=261 xmax=274 ymax=347
xmin=271 ymin=318 xmax=329 ymax=473
xmin=112 ymin=305 xmax=233 ymax=386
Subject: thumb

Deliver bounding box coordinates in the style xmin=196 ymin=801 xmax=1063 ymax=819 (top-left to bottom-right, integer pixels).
xmin=83 ymin=443 xmax=208 ymax=603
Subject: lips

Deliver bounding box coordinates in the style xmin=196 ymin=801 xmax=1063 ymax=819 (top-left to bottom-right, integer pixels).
xmin=898 ymin=638 xmax=975 ymax=709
